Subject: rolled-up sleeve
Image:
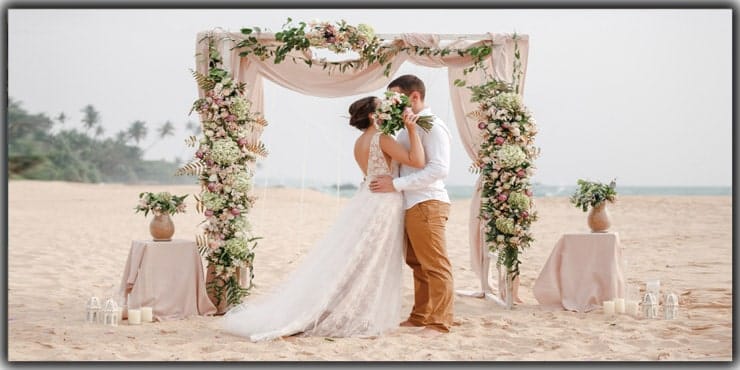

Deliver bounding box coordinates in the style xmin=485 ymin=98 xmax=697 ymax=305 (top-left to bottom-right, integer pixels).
xmin=392 ymin=122 xmax=450 ymax=192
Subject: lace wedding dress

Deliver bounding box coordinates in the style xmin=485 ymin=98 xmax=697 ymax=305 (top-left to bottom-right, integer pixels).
xmin=222 ymin=132 xmax=404 ymax=341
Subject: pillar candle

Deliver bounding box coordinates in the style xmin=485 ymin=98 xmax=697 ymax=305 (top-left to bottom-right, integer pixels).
xmin=614 ymin=298 xmax=625 ymax=314
xmin=603 ymin=300 xmax=615 ymax=315
xmin=141 ymin=307 xmax=153 ymax=323
xmin=128 ymin=309 xmax=141 ymax=325
xmin=625 ymin=300 xmax=639 ymax=317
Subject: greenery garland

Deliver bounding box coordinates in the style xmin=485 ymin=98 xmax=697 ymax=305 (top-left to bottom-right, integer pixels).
xmin=184 ymin=20 xmax=537 ymax=307
xmin=230 ymin=18 xmax=493 ymax=78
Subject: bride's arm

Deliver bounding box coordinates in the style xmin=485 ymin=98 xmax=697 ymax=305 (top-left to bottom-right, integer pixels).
xmin=379 ymin=110 xmax=425 ymax=168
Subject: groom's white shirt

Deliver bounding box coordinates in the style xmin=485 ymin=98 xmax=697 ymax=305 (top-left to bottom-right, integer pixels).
xmin=392 ymin=107 xmax=451 ymax=210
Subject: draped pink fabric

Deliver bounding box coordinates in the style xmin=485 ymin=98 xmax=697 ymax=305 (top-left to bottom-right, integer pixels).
xmin=194 ymin=30 xmax=529 ymax=284
xmin=118 ymin=240 xmax=217 ymax=321
xmin=533 ymin=233 xmax=625 ymax=312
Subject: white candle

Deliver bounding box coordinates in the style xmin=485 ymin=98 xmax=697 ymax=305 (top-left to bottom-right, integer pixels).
xmin=128 ymin=309 xmax=141 ymax=325
xmin=614 ymin=298 xmax=625 ymax=314
xmin=603 ymin=300 xmax=615 ymax=315
xmin=625 ymin=300 xmax=639 ymax=317
xmin=141 ymin=307 xmax=153 ymax=323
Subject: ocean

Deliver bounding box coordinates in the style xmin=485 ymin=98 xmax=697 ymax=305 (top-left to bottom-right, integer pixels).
xmin=255 ymin=178 xmax=732 ymax=200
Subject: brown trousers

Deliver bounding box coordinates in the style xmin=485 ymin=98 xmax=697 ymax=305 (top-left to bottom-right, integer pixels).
xmin=404 ymin=200 xmax=454 ymax=332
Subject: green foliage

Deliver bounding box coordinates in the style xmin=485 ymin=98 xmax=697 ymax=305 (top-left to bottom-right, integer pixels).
xmin=8 ymin=98 xmax=192 ymax=185
xmin=134 ymin=191 xmax=188 ymax=217
xmin=570 ymin=179 xmax=617 ymax=212
xmin=224 ymin=18 xmax=494 ymax=78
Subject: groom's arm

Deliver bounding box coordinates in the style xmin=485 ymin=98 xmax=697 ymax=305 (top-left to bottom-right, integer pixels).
xmin=392 ymin=123 xmax=451 ymax=191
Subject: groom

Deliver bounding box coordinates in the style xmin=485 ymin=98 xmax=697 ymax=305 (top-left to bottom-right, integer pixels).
xmin=370 ymin=74 xmax=453 ymax=336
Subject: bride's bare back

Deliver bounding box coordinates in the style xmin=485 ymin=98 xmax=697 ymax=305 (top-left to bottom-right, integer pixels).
xmin=354 ymin=131 xmax=392 ymax=177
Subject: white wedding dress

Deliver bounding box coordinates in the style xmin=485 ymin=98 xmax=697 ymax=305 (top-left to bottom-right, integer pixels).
xmin=221 ymin=132 xmax=404 ymax=341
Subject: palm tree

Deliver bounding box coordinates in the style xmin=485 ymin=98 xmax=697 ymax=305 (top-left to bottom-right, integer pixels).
xmin=115 ymin=130 xmax=128 ymax=143
xmin=56 ymin=112 xmax=67 ymax=125
xmin=157 ymin=121 xmax=176 ymax=139
xmin=127 ymin=120 xmax=148 ymax=145
xmin=185 ymin=120 xmax=202 ymax=135
xmin=94 ymin=125 xmax=105 ymax=139
xmin=80 ymin=105 xmax=100 ymax=134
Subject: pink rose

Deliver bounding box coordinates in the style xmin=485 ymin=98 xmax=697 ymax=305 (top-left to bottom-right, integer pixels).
xmin=517 ymin=169 xmax=526 ymax=178
xmin=207 ymin=182 xmax=218 ymax=192
xmin=226 ymin=114 xmax=237 ymax=122
xmin=230 ymin=208 xmax=241 ymax=216
xmin=204 ymin=209 xmax=214 ymax=217
xmin=521 ymin=211 xmax=529 ymax=219
xmin=195 ymin=151 xmax=204 ymax=159
xmin=219 ymin=234 xmax=226 ymax=240
xmin=494 ymin=136 xmax=505 ymax=145
xmin=525 ymin=189 xmax=533 ymax=197
xmin=478 ymin=122 xmax=487 ymax=130
xmin=237 ymin=138 xmax=248 ymax=146
xmin=501 ymin=122 xmax=510 ymax=129
xmin=497 ymin=193 xmax=508 ymax=202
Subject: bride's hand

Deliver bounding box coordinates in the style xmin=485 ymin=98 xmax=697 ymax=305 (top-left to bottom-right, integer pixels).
xmin=402 ymin=108 xmax=419 ymax=131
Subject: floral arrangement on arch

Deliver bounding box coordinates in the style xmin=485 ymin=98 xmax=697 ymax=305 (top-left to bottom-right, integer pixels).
xmin=233 ymin=18 xmax=492 ymax=76
xmin=134 ymin=192 xmax=188 ymax=217
xmin=468 ymin=77 xmax=540 ymax=277
xmin=177 ymin=38 xmax=269 ymax=308
xmin=305 ymin=19 xmax=376 ymax=54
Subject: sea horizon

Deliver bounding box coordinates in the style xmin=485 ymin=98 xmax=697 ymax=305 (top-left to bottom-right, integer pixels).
xmin=249 ymin=177 xmax=732 ymax=199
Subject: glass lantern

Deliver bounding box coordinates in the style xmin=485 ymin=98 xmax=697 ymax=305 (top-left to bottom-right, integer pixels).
xmin=86 ymin=296 xmax=101 ymax=324
xmin=102 ymin=298 xmax=120 ymax=327
xmin=642 ymin=292 xmax=658 ymax=319
xmin=664 ymin=292 xmax=679 ymax=320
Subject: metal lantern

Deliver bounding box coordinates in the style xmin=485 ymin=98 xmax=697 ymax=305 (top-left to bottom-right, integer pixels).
xmin=642 ymin=292 xmax=658 ymax=319
xmin=86 ymin=296 xmax=102 ymax=323
xmin=664 ymin=292 xmax=679 ymax=320
xmin=102 ymin=298 xmax=120 ymax=327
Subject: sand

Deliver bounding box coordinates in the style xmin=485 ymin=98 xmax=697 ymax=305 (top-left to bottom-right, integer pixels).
xmin=7 ymin=180 xmax=732 ymax=361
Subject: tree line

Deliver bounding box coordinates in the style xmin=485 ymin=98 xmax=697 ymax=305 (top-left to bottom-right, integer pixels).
xmin=8 ymin=98 xmax=201 ymax=184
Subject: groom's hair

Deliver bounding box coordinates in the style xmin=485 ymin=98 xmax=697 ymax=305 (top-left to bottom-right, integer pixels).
xmin=388 ymin=74 xmax=426 ymax=101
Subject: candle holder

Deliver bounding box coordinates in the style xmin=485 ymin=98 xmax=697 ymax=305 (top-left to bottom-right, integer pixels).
xmin=86 ymin=296 xmax=102 ymax=324
xmin=664 ymin=292 xmax=679 ymax=320
xmin=102 ymin=298 xmax=120 ymax=327
xmin=642 ymin=292 xmax=658 ymax=319
xmin=646 ymin=280 xmax=660 ymax=300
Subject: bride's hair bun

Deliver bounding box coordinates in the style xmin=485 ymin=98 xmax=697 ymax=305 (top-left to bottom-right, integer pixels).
xmin=348 ymin=96 xmax=377 ymax=131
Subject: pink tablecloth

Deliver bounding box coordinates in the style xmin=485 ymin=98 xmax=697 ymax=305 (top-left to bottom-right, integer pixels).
xmin=118 ymin=239 xmax=217 ymax=321
xmin=533 ymin=232 xmax=624 ymax=312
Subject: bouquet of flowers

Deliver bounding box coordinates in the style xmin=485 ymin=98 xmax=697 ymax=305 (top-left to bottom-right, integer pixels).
xmin=374 ymin=91 xmax=434 ymax=136
xmin=135 ymin=192 xmax=188 ymax=217
xmin=570 ymin=179 xmax=617 ymax=212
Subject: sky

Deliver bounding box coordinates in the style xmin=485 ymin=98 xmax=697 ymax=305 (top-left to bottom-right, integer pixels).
xmin=7 ymin=9 xmax=732 ymax=187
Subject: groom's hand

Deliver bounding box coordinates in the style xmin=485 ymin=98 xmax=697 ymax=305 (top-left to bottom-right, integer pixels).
xmin=369 ymin=176 xmax=396 ymax=193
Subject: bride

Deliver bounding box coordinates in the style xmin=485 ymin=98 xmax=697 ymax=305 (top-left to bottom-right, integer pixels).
xmin=221 ymin=96 xmax=426 ymax=341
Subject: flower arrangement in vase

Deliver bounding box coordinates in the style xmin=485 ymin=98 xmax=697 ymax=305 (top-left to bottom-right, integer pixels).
xmin=135 ymin=192 xmax=188 ymax=241
xmin=570 ymin=179 xmax=617 ymax=232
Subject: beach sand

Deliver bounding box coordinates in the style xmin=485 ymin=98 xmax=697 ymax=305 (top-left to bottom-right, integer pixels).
xmin=7 ymin=180 xmax=732 ymax=361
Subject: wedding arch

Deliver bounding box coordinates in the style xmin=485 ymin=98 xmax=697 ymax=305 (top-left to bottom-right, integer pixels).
xmin=179 ymin=20 xmax=538 ymax=310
